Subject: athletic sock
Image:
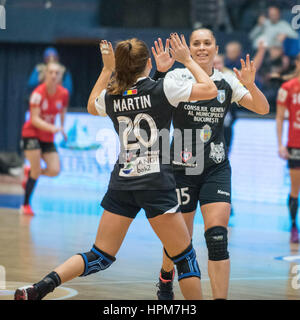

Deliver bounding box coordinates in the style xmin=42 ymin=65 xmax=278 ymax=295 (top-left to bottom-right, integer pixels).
xmin=33 ymin=271 xmax=61 ymax=299
xmin=288 ymin=195 xmax=299 ymax=228
xmin=24 ymin=177 xmax=37 ymax=205
xmin=160 ymin=268 xmax=174 ymax=281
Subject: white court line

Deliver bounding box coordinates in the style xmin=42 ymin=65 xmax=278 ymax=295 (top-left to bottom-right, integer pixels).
xmin=68 ymin=276 xmax=294 ymax=285
xmin=0 ymin=285 xmax=78 ymax=300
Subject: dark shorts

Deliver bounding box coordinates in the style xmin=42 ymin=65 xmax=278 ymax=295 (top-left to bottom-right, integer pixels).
xmin=21 ymin=138 xmax=57 ymax=154
xmin=174 ymin=160 xmax=231 ymax=213
xmin=288 ymin=148 xmax=300 ymax=169
xmin=101 ymin=189 xmax=180 ymax=219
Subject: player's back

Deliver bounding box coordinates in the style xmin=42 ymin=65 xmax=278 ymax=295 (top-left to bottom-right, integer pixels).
xmin=103 ymin=77 xmax=176 ymax=191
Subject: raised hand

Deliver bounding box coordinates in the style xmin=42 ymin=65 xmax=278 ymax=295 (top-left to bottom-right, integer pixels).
xmin=169 ymin=33 xmax=192 ymax=66
xmin=151 ymin=38 xmax=175 ymax=72
xmin=100 ymin=40 xmax=115 ymax=72
xmin=233 ymin=54 xmax=256 ymax=87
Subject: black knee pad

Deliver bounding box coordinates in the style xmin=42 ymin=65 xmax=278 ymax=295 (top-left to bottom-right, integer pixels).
xmin=78 ymin=245 xmax=116 ymax=277
xmin=204 ymin=226 xmax=229 ymax=261
xmin=165 ymin=243 xmax=201 ymax=281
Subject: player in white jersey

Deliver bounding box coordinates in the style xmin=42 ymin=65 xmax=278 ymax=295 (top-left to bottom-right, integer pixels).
xmin=152 ymin=29 xmax=269 ymax=300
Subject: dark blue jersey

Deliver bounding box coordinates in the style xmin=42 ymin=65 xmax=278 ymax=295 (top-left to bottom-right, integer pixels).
xmin=166 ymin=68 xmax=248 ymax=173
xmin=95 ymin=76 xmax=192 ymax=190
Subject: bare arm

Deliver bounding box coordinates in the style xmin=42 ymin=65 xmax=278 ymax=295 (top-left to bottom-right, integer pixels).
xmin=249 ymin=15 xmax=266 ymax=41
xmin=31 ymin=107 xmax=60 ymax=133
xmin=59 ymin=108 xmax=67 ymax=140
xmin=87 ymin=68 xmax=112 ymax=115
xmin=60 ymin=108 xmax=66 ymax=128
xmin=276 ymin=103 xmax=289 ymax=159
xmin=234 ymin=54 xmax=269 ymax=115
xmin=87 ymin=41 xmax=115 ymax=115
xmin=170 ymin=33 xmax=218 ymax=101
xmin=238 ymin=86 xmax=269 ymax=115
xmin=253 ymin=41 xmax=267 ymax=71
xmin=185 ymin=59 xmax=218 ymax=101
xmin=152 ymin=38 xmax=175 ymax=73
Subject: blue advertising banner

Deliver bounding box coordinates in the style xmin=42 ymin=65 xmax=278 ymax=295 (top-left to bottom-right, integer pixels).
xmin=27 ymin=113 xmax=290 ymax=214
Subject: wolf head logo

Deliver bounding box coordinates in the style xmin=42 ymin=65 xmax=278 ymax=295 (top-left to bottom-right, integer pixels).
xmin=209 ymin=142 xmax=225 ymax=164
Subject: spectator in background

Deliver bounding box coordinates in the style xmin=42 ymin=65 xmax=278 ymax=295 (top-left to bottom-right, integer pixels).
xmin=214 ymin=54 xmax=235 ymax=77
xmin=225 ymin=0 xmax=266 ymax=32
xmin=28 ymin=47 xmax=73 ymax=97
xmin=250 ymin=6 xmax=298 ymax=49
xmin=261 ymin=45 xmax=290 ymax=78
xmin=256 ymin=43 xmax=291 ymax=112
xmin=190 ymin=0 xmax=232 ymax=32
xmin=224 ymin=41 xmax=243 ymax=70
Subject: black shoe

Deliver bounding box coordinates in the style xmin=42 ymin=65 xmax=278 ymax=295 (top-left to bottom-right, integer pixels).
xmin=14 ymin=285 xmax=40 ymax=300
xmin=156 ymin=272 xmax=174 ymax=300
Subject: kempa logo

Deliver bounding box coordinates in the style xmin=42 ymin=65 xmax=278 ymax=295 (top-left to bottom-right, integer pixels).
xmin=217 ymin=189 xmax=230 ymax=197
xmin=0 ymin=5 xmax=5 ymax=29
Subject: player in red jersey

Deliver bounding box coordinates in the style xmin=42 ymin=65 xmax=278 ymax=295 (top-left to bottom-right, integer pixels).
xmin=20 ymin=62 xmax=69 ymax=215
xmin=276 ymin=53 xmax=300 ymax=243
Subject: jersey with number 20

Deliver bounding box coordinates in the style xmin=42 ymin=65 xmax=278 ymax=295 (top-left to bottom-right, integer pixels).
xmin=95 ymin=76 xmax=193 ymax=190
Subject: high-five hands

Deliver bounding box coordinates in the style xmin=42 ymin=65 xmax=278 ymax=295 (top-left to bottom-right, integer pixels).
xmin=152 ymin=38 xmax=175 ymax=72
xmin=169 ymin=33 xmax=192 ymax=66
xmin=233 ymin=54 xmax=256 ymax=87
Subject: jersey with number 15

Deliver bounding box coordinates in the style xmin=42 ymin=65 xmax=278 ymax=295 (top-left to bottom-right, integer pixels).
xmin=95 ymin=76 xmax=193 ymax=190
xmin=277 ymin=78 xmax=300 ymax=148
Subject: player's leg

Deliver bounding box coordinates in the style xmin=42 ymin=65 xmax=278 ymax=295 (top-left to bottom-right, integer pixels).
xmin=41 ymin=143 xmax=60 ymax=177
xmin=158 ymin=210 xmax=196 ymax=300
xmin=149 ymin=211 xmax=202 ymax=300
xmin=15 ymin=190 xmax=138 ymax=300
xmin=199 ymin=161 xmax=231 ymax=299
xmin=54 ymin=210 xmax=133 ymax=283
xmin=15 ymin=210 xmax=133 ymax=300
xmin=289 ymin=168 xmax=300 ymax=242
xmin=161 ymin=210 xmax=196 ymax=273
xmin=201 ymin=202 xmax=230 ymax=299
xmin=157 ymin=184 xmax=198 ymax=300
xmin=21 ymin=141 xmax=42 ymax=215
xmin=140 ymin=189 xmax=202 ymax=300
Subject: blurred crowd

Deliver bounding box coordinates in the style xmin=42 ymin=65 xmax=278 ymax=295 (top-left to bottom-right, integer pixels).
xmin=26 ymin=2 xmax=300 ymax=116
xmin=211 ymin=2 xmax=300 ymax=113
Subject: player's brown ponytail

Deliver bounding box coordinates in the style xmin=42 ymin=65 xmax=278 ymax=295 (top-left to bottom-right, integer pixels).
xmin=107 ymin=38 xmax=150 ymax=95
